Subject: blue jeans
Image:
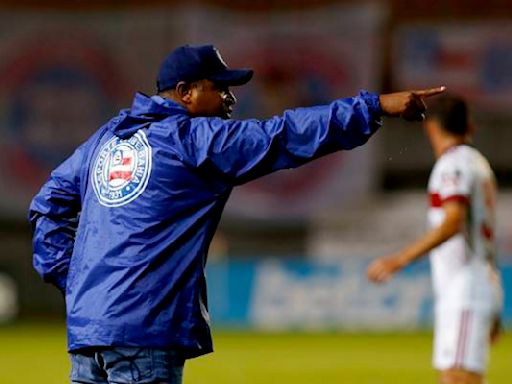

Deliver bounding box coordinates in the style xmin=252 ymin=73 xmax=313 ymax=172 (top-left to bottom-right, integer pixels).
xmin=70 ymin=347 xmax=185 ymax=383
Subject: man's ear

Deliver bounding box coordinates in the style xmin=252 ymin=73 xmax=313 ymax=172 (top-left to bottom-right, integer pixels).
xmin=175 ymin=81 xmax=193 ymax=104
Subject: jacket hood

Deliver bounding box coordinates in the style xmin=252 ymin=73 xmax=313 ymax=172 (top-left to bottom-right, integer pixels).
xmin=109 ymin=92 xmax=188 ymax=139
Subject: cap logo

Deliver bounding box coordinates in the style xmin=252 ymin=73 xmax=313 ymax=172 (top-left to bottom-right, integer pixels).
xmin=213 ymin=48 xmax=228 ymax=67
xmin=92 ymin=130 xmax=152 ymax=207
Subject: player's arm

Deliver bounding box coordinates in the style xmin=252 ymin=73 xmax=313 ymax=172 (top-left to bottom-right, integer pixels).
xmin=29 ymin=146 xmax=84 ymax=293
xmin=367 ymin=200 xmax=466 ymax=283
xmin=184 ymin=87 xmax=445 ymax=185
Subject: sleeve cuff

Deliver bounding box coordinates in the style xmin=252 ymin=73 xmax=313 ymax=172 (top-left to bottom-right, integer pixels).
xmin=443 ymin=194 xmax=470 ymax=205
xmin=430 ymin=193 xmax=470 ymax=207
xmin=359 ymin=90 xmax=383 ymax=117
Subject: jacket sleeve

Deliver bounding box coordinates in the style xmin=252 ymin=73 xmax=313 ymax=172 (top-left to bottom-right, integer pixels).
xmin=28 ymin=146 xmax=84 ymax=293
xmin=181 ymin=90 xmax=382 ymax=185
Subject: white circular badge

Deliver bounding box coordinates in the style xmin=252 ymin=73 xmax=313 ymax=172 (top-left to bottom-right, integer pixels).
xmin=91 ymin=130 xmax=152 ymax=207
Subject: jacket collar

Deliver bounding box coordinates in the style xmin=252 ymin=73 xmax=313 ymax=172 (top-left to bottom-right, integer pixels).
xmin=132 ymin=92 xmax=188 ymax=116
xmin=109 ymin=93 xmax=189 ymax=139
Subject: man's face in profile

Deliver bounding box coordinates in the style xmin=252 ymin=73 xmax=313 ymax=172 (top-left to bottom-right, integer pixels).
xmin=187 ymin=79 xmax=237 ymax=119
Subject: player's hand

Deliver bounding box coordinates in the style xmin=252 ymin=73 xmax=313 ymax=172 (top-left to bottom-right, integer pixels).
xmin=379 ymin=86 xmax=446 ymax=122
xmin=367 ymin=255 xmax=404 ymax=283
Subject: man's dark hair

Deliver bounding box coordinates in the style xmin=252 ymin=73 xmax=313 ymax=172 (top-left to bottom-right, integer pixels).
xmin=426 ymin=94 xmax=469 ymax=135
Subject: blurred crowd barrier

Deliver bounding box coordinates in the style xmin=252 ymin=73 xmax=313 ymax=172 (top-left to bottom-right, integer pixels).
xmin=308 ymin=192 xmax=512 ymax=264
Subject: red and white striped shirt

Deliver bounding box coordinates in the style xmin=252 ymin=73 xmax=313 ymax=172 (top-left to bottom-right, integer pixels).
xmin=427 ymin=145 xmax=498 ymax=309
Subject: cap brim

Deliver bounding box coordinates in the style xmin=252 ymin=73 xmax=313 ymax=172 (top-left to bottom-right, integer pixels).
xmin=208 ymin=68 xmax=253 ymax=86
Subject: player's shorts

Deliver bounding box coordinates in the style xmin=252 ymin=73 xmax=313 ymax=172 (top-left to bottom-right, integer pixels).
xmin=433 ymin=306 xmax=496 ymax=373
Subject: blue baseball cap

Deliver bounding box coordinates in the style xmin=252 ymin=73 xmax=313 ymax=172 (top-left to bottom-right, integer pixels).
xmin=156 ymin=44 xmax=254 ymax=92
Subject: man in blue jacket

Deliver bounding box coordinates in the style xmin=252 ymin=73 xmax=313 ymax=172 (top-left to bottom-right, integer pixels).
xmin=29 ymin=44 xmax=445 ymax=383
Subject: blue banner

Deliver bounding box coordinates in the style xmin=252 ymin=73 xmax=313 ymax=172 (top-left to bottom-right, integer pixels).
xmin=207 ymin=259 xmax=511 ymax=329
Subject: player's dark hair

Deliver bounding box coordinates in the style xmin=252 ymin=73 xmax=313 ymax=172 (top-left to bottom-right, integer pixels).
xmin=426 ymin=94 xmax=469 ymax=135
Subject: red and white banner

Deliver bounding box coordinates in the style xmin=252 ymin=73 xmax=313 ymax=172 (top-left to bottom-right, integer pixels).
xmin=393 ymin=21 xmax=512 ymax=112
xmin=0 ymin=3 xmax=386 ymax=219
xmin=0 ymin=10 xmax=177 ymax=217
xmin=187 ymin=3 xmax=387 ymax=219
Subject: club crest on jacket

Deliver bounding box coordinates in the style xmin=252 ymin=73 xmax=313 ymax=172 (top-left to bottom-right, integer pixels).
xmin=91 ymin=130 xmax=152 ymax=207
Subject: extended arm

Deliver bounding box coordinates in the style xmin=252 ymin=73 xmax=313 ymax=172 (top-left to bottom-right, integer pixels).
xmin=184 ymin=87 xmax=445 ymax=185
xmin=367 ymin=200 xmax=466 ymax=283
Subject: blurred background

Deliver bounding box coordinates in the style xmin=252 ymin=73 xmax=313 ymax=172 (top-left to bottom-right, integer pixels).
xmin=0 ymin=0 xmax=511 ymax=382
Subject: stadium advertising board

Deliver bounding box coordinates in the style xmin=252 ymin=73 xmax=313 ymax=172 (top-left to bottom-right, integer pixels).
xmin=207 ymin=259 xmax=512 ymax=330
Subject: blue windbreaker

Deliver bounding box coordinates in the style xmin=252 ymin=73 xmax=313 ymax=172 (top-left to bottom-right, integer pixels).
xmin=29 ymin=91 xmax=382 ymax=357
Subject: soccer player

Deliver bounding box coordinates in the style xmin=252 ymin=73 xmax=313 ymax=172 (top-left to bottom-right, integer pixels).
xmin=367 ymin=95 xmax=503 ymax=384
xmin=30 ymin=44 xmax=444 ymax=384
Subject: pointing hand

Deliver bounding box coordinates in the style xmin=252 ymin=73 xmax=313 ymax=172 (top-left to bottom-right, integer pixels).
xmin=379 ymin=86 xmax=446 ymax=122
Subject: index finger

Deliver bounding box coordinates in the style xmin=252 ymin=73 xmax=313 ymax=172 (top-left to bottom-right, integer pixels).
xmin=412 ymin=86 xmax=446 ymax=98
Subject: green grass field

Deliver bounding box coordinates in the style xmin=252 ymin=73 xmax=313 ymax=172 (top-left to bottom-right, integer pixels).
xmin=0 ymin=323 xmax=509 ymax=383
